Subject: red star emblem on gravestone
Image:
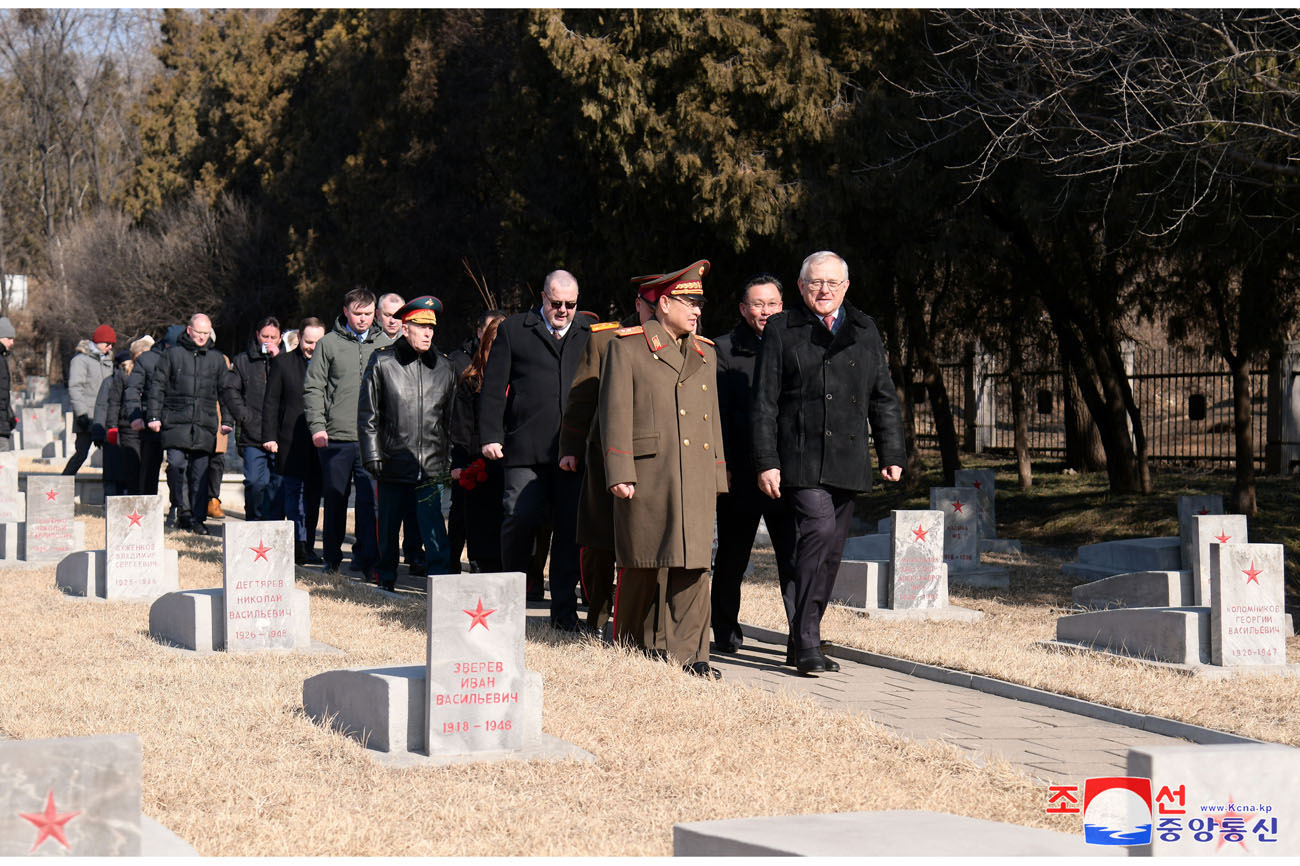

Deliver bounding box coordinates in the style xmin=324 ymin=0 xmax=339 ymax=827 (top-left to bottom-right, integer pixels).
xmin=18 ymin=790 xmax=81 ymax=853
xmin=972 ymin=481 xmax=982 ymax=489
xmin=951 ymin=500 xmax=964 ymax=514
xmin=463 ymin=598 xmax=496 ymax=631
xmin=912 ymin=525 xmax=928 ymax=541
xmin=249 ymin=539 xmax=271 ymax=562
xmin=127 ymin=510 xmax=143 ymax=528
xmin=1198 ymin=507 xmax=1209 ymax=515
xmin=1242 ymin=561 xmax=1262 ymax=585
xmin=45 ymin=489 xmax=58 ymax=502
xmin=1214 ymin=528 xmax=1231 ymax=544
xmin=1215 ymin=796 xmax=1251 ymax=852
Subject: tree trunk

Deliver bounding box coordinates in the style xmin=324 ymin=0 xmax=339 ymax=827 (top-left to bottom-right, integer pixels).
xmin=904 ymin=293 xmax=959 ymax=483
xmin=1063 ymin=357 xmax=1106 ymax=471
xmin=1008 ymin=345 xmax=1032 ymax=488
xmin=962 ymin=343 xmax=976 ymax=452
xmin=1229 ymin=357 xmax=1257 ymax=515
xmin=1264 ymin=341 xmax=1283 ymax=475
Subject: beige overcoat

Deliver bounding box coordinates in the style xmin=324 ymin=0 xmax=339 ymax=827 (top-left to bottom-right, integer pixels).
xmin=598 ymin=319 xmax=728 ymax=569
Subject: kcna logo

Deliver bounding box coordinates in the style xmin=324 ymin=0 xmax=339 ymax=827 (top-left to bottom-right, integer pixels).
xmin=1048 ymin=776 xmax=1152 ymax=846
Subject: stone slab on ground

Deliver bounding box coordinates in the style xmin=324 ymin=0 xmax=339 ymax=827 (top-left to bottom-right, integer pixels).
xmin=148 ymin=587 xmax=316 ymax=653
xmin=56 ymin=548 xmax=180 ymax=600
xmin=947 ymin=564 xmax=1010 ymax=589
xmin=1070 ymin=536 xmax=1182 ymax=578
xmin=1128 ymin=743 xmax=1300 ymax=856
xmin=841 ymin=533 xmax=889 ymax=562
xmin=851 ymin=605 xmax=984 ymax=623
xmin=1039 ymin=640 xmax=1300 ymax=680
xmin=1056 ymin=606 xmax=1209 ymax=665
xmin=1071 ymin=570 xmax=1191 ymax=610
xmin=673 ymin=810 xmax=1117 ymax=856
xmin=830 ymin=559 xmax=889 ymax=609
xmin=980 ymin=537 xmax=1022 ymax=556
xmin=301 ymin=664 xmax=594 ymax=768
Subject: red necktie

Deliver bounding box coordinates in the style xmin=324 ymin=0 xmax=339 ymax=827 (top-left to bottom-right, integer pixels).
xmin=823 ymin=313 xmax=836 ymax=331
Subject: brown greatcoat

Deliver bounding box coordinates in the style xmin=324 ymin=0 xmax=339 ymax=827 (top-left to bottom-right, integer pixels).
xmin=599 ymin=318 xmax=727 ymax=569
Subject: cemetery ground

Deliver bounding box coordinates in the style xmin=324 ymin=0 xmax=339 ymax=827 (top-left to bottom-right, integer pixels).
xmin=739 ymin=456 xmax=1300 ymax=747
xmin=0 ymin=508 xmax=1060 ymax=856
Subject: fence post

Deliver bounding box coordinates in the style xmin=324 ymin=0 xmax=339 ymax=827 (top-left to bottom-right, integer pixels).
xmin=962 ymin=344 xmax=976 ymax=453
xmin=1121 ymin=340 xmax=1136 ymax=440
xmin=1281 ymin=341 xmax=1300 ymax=475
xmin=974 ymin=342 xmax=995 ymax=453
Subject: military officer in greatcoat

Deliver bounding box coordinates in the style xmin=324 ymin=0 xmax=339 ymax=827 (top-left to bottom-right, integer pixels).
xmin=599 ymin=260 xmax=728 ymax=679
xmin=559 ymin=286 xmax=657 ymax=636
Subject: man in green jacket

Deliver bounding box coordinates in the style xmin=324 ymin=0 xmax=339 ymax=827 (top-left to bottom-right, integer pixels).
xmin=303 ymin=287 xmax=392 ymax=576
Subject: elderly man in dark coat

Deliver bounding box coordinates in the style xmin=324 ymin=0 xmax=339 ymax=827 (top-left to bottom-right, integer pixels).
xmin=146 ymin=313 xmax=232 ymax=536
xmin=262 ymin=317 xmax=327 ymax=564
xmin=600 ymin=260 xmax=728 ymax=679
xmin=752 ymin=250 xmax=906 ymax=675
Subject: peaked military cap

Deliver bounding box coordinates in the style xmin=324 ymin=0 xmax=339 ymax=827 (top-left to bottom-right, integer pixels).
xmin=396 ymin=295 xmax=443 ymax=325
xmin=633 ymin=259 xmax=709 ymax=305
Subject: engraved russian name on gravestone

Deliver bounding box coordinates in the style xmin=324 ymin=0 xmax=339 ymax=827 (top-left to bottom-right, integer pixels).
xmin=22 ymin=477 xmax=75 ymax=561
xmin=1177 ymin=494 xmax=1223 ymax=576
xmin=929 ymin=487 xmax=978 ymax=570
xmin=0 ymin=734 xmax=142 ymax=856
xmin=953 ymin=469 xmax=995 ymax=539
xmin=890 ymin=509 xmax=946 ymax=609
xmin=105 ymin=495 xmax=167 ymax=599
xmin=425 ymin=572 xmax=541 ymax=755
xmin=0 ymin=451 xmax=24 ymax=523
xmin=223 ymin=521 xmax=295 ymax=652
xmin=1210 ymin=542 xmax=1286 ymax=667
xmin=1188 ymin=514 xmax=1248 ymax=607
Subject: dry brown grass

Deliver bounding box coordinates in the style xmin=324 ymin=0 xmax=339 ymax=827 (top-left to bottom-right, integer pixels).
xmin=739 ymin=545 xmax=1300 ymax=747
xmin=0 ymin=515 xmax=1071 ymax=856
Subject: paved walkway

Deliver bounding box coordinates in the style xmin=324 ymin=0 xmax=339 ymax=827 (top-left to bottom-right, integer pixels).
xmin=708 ymin=627 xmax=1192 ymax=785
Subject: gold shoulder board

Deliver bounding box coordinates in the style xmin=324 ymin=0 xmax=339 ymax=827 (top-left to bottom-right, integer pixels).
xmin=616 ymin=326 xmax=644 ymax=337
xmin=591 ymin=321 xmax=621 ymax=332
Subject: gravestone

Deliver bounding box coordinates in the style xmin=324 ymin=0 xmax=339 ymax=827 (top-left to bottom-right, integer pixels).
xmin=105 ymin=495 xmax=174 ymax=599
xmin=25 ymin=376 xmax=49 ymax=404
xmin=953 ymin=469 xmax=996 ymax=539
xmin=1210 ymin=542 xmax=1286 ymax=667
xmin=0 ymin=451 xmax=25 ymax=523
xmin=1129 ymin=743 xmax=1300 ymax=855
xmin=20 ymin=476 xmax=76 ymax=561
xmin=929 ymin=487 xmax=978 ymax=570
xmin=425 ymin=571 xmax=541 ymax=755
xmin=1188 ymin=514 xmax=1248 ymax=606
xmin=1177 ymin=494 xmax=1223 ymax=578
xmin=889 ymin=510 xmax=947 ymax=609
xmin=0 ymin=734 xmax=141 ymax=856
xmin=223 ymin=520 xmax=296 ymax=652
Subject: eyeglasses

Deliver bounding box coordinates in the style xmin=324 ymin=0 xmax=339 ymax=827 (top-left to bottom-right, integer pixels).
xmin=745 ymin=301 xmax=782 ymax=311
xmin=803 ymin=279 xmax=845 ymax=291
xmin=546 ymin=299 xmax=578 ymax=310
xmin=669 ymin=295 xmax=705 ymax=310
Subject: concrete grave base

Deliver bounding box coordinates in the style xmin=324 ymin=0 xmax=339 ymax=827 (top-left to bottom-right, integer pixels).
xmin=148 ymin=587 xmax=324 ymax=653
xmin=841 ymin=533 xmax=890 ymax=562
xmin=673 ymin=810 xmax=1117 ymax=857
xmin=1054 ymin=606 xmax=1294 ymax=668
xmin=1064 ymin=536 xmax=1181 ymax=582
xmin=302 ymin=664 xmax=594 ymax=768
xmin=849 ymin=604 xmax=984 ymax=623
xmin=830 ymin=559 xmax=889 ymax=608
xmin=1071 ymin=569 xmax=1192 ymax=610
xmin=947 ymin=564 xmax=1010 ymax=589
xmin=1039 ymin=640 xmax=1300 ymax=679
xmin=140 ymin=815 xmax=198 ymax=856
xmin=980 ymin=537 xmax=1022 ymax=556
xmin=55 ymin=548 xmax=180 ymax=600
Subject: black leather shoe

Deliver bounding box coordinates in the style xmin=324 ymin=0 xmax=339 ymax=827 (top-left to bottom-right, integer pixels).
xmin=823 ymin=656 xmax=840 ymax=673
xmin=551 ymin=618 xmax=581 ymax=634
xmin=380 ymin=579 xmax=396 ymax=592
xmin=686 ymin=662 xmax=722 ymax=680
xmin=796 ymin=649 xmax=827 ymax=675
xmin=303 ymin=548 xmax=322 ymax=565
xmin=323 ymin=560 xmax=340 ymax=575
xmin=176 ymin=516 xmax=192 ymax=531
xmin=713 ymin=641 xmax=741 ymax=654
xmin=190 ymin=522 xmax=214 ymax=537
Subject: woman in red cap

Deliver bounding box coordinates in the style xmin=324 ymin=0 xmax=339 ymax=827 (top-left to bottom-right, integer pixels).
xmin=63 ymin=323 xmax=116 ymax=476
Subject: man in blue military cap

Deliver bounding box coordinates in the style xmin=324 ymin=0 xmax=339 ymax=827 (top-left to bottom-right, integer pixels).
xmin=358 ymin=295 xmax=457 ymax=592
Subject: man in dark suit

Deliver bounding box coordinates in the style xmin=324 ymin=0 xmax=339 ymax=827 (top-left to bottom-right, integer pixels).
xmin=711 ymin=273 xmax=798 ymax=655
xmin=262 ymin=317 xmax=326 ymax=564
xmin=479 ymin=269 xmax=595 ymax=631
xmin=752 ymin=251 xmax=906 ymax=675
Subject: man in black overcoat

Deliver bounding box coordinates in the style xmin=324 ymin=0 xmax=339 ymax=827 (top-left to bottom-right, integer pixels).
xmin=752 ymin=251 xmax=906 ymax=675
xmin=478 ymin=269 xmax=595 ymax=631
xmin=263 ymin=317 xmax=327 ymax=563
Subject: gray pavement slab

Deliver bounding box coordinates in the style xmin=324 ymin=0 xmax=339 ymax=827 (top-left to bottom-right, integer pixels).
xmin=715 ymin=625 xmax=1226 ymax=785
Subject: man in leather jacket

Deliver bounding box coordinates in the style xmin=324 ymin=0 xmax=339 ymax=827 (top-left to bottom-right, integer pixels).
xmin=358 ymin=296 xmax=456 ymax=591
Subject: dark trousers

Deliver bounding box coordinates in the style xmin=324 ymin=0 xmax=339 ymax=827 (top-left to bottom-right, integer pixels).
xmin=580 ymin=545 xmax=617 ymax=631
xmin=165 ymin=448 xmax=212 ymax=525
xmin=500 ymin=464 xmax=581 ymax=627
xmin=712 ymin=487 xmax=797 ymax=651
xmin=208 ymin=451 xmax=225 ymax=500
xmin=318 ymin=441 xmax=378 ymax=569
xmin=282 ymin=472 xmax=322 ymax=548
xmin=242 ymin=445 xmax=283 ymax=521
xmin=115 ymin=430 xmax=142 ymax=497
xmin=62 ymin=430 xmax=94 ymax=475
xmin=445 ymin=485 xmax=466 ymax=573
xmin=614 ymin=567 xmax=709 ymax=666
xmin=139 ymin=434 xmax=163 ymax=496
xmin=402 ymin=499 xmax=424 ymax=566
xmin=785 ymin=486 xmax=856 ymax=652
xmin=378 ymin=481 xmax=448 ymax=583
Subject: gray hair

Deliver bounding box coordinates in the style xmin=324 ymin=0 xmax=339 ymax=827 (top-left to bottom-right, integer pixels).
xmin=798 ymin=251 xmax=849 ymax=283
xmin=542 ymin=269 xmax=578 ymax=296
xmin=377 ymin=292 xmax=405 ymax=310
